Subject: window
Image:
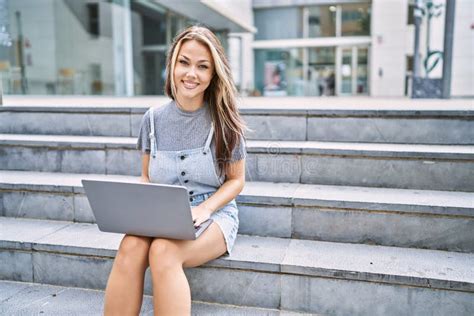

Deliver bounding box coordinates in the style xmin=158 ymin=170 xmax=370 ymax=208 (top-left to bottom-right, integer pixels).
xmin=357 ymin=47 xmax=368 ymax=94
xmin=407 ymin=4 xmax=415 ymax=25
xmin=254 ymin=4 xmax=371 ymax=40
xmin=254 ymin=7 xmax=302 ymax=40
xmin=143 ymin=14 xmax=166 ymax=45
xmin=255 ymin=48 xmax=305 ymax=96
xmin=87 ymin=3 xmax=99 ymax=37
xmin=307 ymin=5 xmax=336 ymax=37
xmin=340 ymin=3 xmax=371 ymax=36
xmin=406 ymin=55 xmax=414 ymax=72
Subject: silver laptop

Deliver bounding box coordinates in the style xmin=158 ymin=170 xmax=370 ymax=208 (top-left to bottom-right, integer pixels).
xmin=81 ymin=179 xmax=213 ymax=240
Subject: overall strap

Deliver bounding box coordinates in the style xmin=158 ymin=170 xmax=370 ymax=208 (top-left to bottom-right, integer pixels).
xmin=204 ymin=124 xmax=214 ymax=150
xmin=149 ymin=107 xmax=157 ymax=157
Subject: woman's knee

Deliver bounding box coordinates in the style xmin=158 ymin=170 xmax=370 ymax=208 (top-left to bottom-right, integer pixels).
xmin=148 ymin=239 xmax=182 ymax=273
xmin=115 ymin=235 xmax=152 ymax=271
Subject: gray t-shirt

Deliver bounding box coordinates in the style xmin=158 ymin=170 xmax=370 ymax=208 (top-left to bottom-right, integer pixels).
xmin=136 ymin=101 xmax=246 ymax=163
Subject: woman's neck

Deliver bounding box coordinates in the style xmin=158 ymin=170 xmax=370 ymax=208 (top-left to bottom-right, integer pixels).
xmin=175 ymin=95 xmax=205 ymax=112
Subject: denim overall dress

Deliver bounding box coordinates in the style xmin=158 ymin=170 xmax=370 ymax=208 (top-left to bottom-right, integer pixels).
xmin=147 ymin=107 xmax=239 ymax=255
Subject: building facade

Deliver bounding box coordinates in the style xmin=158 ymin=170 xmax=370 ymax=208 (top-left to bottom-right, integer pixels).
xmin=370 ymin=0 xmax=473 ymax=97
xmin=0 ymin=0 xmax=471 ymax=98
xmin=252 ymin=0 xmax=473 ymax=98
xmin=253 ymin=0 xmax=371 ymax=97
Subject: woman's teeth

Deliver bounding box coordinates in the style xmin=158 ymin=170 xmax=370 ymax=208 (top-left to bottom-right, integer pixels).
xmin=183 ymin=81 xmax=198 ymax=89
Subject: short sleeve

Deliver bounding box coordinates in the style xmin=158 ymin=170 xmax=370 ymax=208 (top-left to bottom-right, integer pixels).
xmin=136 ymin=109 xmax=151 ymax=153
xmin=231 ymin=135 xmax=247 ymax=162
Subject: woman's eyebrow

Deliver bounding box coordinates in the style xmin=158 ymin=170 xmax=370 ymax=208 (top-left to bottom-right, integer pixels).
xmin=179 ymin=55 xmax=210 ymax=63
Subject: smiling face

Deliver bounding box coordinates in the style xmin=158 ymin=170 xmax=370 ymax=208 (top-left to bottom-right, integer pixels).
xmin=173 ymin=39 xmax=214 ymax=108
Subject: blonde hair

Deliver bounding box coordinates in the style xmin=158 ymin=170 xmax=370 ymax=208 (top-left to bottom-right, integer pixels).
xmin=165 ymin=26 xmax=246 ymax=176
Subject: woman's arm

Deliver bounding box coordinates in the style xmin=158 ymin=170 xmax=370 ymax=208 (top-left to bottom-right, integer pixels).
xmin=199 ymin=159 xmax=246 ymax=213
xmin=140 ymin=154 xmax=151 ymax=183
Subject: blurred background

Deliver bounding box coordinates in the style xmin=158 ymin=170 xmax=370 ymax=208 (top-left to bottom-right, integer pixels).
xmin=0 ymin=0 xmax=472 ymax=98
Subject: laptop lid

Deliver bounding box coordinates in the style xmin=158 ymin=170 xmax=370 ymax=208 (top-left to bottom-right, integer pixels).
xmin=81 ymin=179 xmax=211 ymax=240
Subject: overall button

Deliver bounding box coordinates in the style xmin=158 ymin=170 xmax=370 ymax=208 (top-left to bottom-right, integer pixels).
xmin=180 ymin=155 xmax=185 ymax=160
xmin=181 ymin=171 xmax=186 ymax=176
xmin=184 ymin=180 xmax=189 ymax=183
xmin=189 ymin=197 xmax=194 ymax=202
xmin=203 ymin=151 xmax=207 ymax=155
xmin=189 ymin=191 xmax=194 ymax=195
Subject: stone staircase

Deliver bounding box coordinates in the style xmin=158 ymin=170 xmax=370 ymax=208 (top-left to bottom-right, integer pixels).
xmin=1 ymin=98 xmax=473 ymax=315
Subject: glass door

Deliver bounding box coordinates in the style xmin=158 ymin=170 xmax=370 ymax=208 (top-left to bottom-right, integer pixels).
xmin=307 ymin=47 xmax=336 ymax=96
xmin=337 ymin=46 xmax=369 ymax=95
xmin=340 ymin=48 xmax=353 ymax=94
xmin=356 ymin=47 xmax=368 ymax=94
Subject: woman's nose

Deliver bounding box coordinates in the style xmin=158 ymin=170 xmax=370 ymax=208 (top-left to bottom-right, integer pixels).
xmin=186 ymin=67 xmax=197 ymax=78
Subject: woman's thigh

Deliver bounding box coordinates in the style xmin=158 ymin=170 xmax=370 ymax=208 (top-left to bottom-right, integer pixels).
xmin=150 ymin=222 xmax=227 ymax=269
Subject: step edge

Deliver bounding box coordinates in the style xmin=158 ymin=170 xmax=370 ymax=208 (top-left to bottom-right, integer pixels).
xmin=1 ymin=220 xmax=473 ymax=292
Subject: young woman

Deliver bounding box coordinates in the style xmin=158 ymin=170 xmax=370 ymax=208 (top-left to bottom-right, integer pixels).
xmin=103 ymin=26 xmax=246 ymax=315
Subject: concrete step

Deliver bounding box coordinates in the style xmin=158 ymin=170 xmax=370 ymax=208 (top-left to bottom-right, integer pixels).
xmin=0 ymin=280 xmax=312 ymax=316
xmin=1 ymin=104 xmax=472 ymax=144
xmin=1 ymin=217 xmax=473 ymax=315
xmin=1 ymin=134 xmax=473 ymax=191
xmin=1 ymin=170 xmax=473 ymax=252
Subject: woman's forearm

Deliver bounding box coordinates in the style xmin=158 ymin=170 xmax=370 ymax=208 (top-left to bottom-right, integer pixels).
xmin=141 ymin=154 xmax=150 ymax=182
xmin=200 ymin=178 xmax=244 ymax=213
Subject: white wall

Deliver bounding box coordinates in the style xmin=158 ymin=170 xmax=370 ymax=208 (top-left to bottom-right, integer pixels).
xmin=370 ymin=0 xmax=409 ymax=97
xmin=451 ymin=0 xmax=474 ymax=97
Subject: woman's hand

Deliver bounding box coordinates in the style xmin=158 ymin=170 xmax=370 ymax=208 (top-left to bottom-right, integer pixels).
xmin=139 ymin=176 xmax=150 ymax=183
xmin=191 ymin=204 xmax=213 ymax=227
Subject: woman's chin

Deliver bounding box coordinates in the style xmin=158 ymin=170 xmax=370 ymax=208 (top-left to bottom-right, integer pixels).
xmin=178 ymin=90 xmax=204 ymax=101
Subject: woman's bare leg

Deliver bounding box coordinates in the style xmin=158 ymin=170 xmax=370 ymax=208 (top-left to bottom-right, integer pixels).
xmin=148 ymin=223 xmax=227 ymax=316
xmin=149 ymin=241 xmax=191 ymax=316
xmin=104 ymin=235 xmax=152 ymax=315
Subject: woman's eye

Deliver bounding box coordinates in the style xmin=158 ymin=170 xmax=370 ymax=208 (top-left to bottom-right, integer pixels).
xmin=178 ymin=60 xmax=208 ymax=69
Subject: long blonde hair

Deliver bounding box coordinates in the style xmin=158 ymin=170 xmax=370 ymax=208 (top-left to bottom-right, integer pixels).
xmin=165 ymin=26 xmax=246 ymax=176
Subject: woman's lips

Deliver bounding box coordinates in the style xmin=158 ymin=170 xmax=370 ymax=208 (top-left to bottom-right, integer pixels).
xmin=182 ymin=80 xmax=199 ymax=89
